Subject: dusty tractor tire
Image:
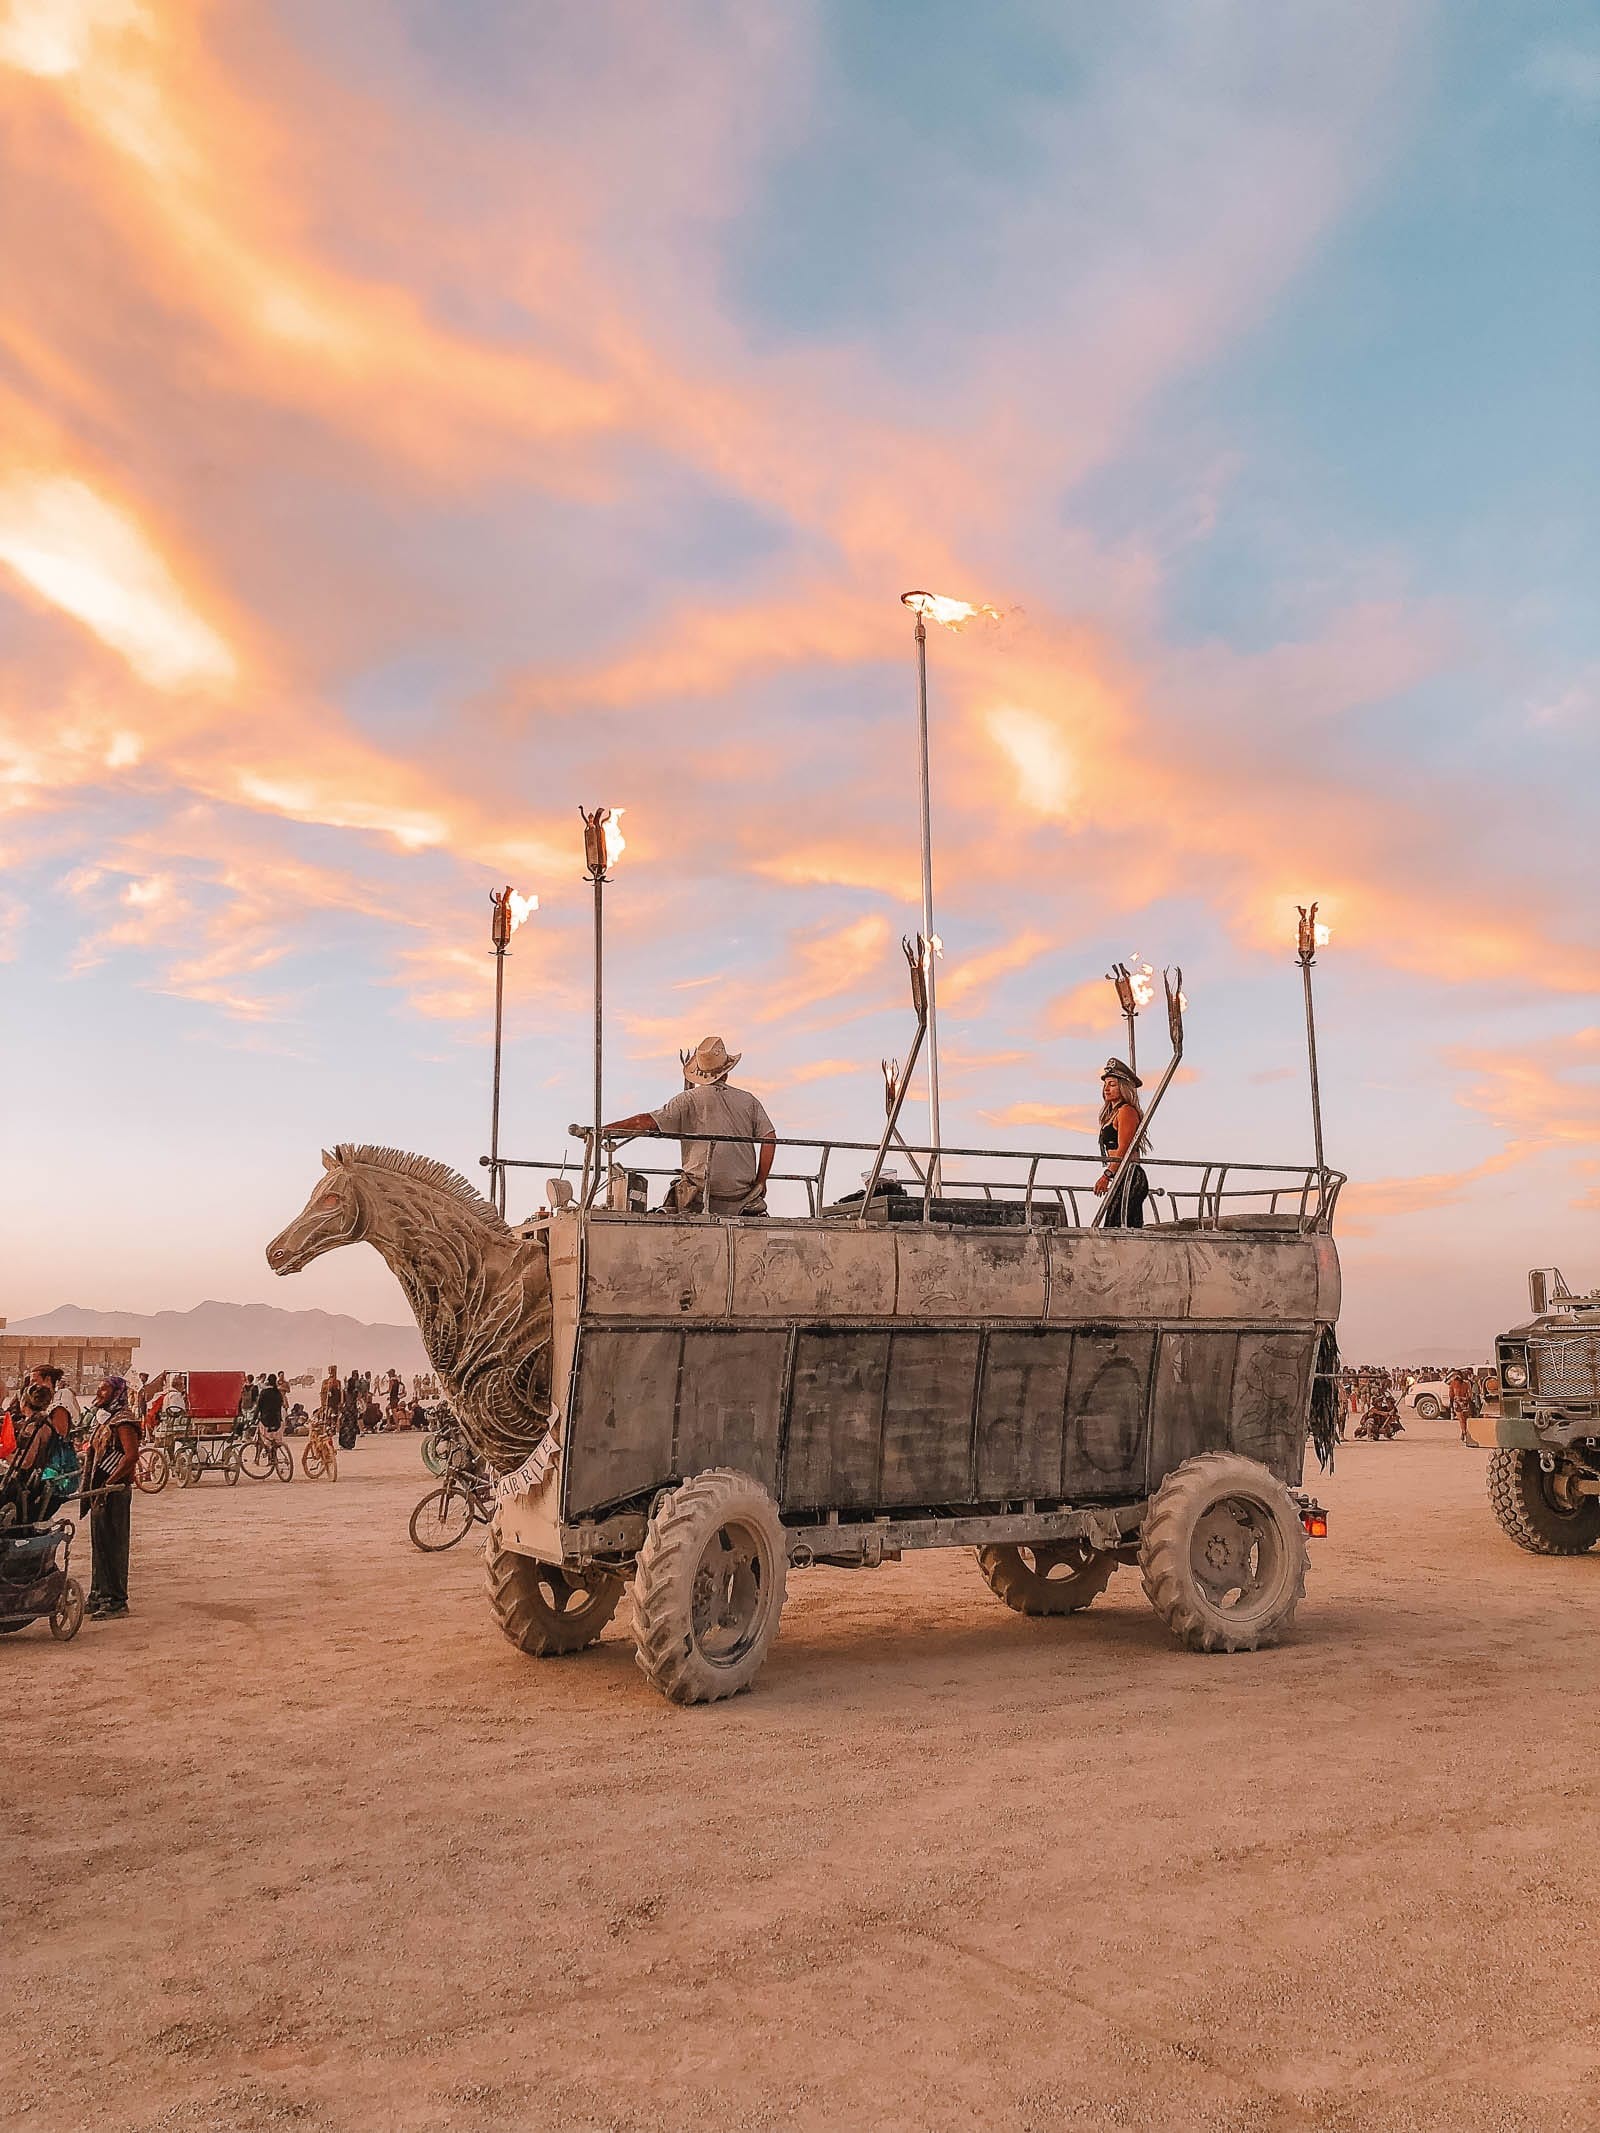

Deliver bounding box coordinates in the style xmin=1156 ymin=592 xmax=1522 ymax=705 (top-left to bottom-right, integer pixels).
xmin=485 ymin=1533 xmax=625 ymax=1656
xmin=1414 ymin=1394 xmax=1441 ymax=1419
xmin=1487 ymin=1449 xmax=1600 ymax=1556
xmin=976 ymin=1539 xmax=1117 ymax=1616
xmin=631 ymin=1468 xmax=788 ymax=1705
xmin=1138 ymin=1452 xmax=1307 ymax=1654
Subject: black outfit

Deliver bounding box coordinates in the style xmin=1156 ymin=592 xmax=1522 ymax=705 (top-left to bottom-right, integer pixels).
xmin=85 ymin=1412 xmax=138 ymax=1614
xmin=256 ymin=1382 xmax=285 ymax=1432
xmin=1098 ymin=1109 xmax=1149 ymax=1229
xmin=90 ymin=1487 xmax=131 ymax=1610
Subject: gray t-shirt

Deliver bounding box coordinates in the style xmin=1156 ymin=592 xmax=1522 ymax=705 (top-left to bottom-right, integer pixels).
xmin=651 ymin=1082 xmax=775 ymax=1207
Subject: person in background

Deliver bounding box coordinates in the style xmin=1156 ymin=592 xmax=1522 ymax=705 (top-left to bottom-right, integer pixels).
xmin=33 ymin=1364 xmax=80 ymax=1441
xmin=0 ymin=1384 xmax=70 ymax=1525
xmin=255 ymin=1369 xmax=286 ymax=1444
xmin=237 ymin=1373 xmax=259 ymax=1433
xmin=321 ymin=1365 xmax=342 ymax=1425
xmin=1447 ymin=1366 xmax=1475 ymax=1447
xmin=82 ymin=1376 xmax=141 ymax=1619
xmin=1093 ymin=1059 xmax=1149 ymax=1228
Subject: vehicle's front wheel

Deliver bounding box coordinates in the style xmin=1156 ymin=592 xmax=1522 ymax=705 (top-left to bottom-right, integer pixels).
xmin=975 ymin=1539 xmax=1117 ymax=1616
xmin=1487 ymin=1449 xmax=1600 ymax=1555
xmin=1414 ymin=1395 xmax=1441 ymax=1419
xmin=134 ymin=1444 xmax=169 ymax=1495
xmin=51 ymin=1577 xmax=85 ymax=1642
xmin=485 ymin=1534 xmax=624 ymax=1656
xmin=632 ymin=1468 xmax=787 ymax=1704
xmin=1138 ymin=1452 xmax=1307 ymax=1654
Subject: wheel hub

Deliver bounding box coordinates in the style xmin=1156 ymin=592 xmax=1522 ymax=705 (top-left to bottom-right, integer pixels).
xmin=690 ymin=1522 xmax=764 ymax=1663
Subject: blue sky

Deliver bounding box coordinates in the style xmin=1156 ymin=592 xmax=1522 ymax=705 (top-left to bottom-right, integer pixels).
xmin=2 ymin=0 xmax=1596 ymax=1355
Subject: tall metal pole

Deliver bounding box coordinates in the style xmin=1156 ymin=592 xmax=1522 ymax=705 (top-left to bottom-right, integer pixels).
xmin=490 ymin=940 xmax=507 ymax=1215
xmin=912 ymin=610 xmax=942 ymax=1190
xmin=1296 ymin=904 xmax=1326 ymax=1174
xmin=1124 ymin=1004 xmax=1137 ymax=1081
xmin=488 ymin=886 xmax=515 ymax=1217
xmin=592 ymin=871 xmax=605 ymax=1205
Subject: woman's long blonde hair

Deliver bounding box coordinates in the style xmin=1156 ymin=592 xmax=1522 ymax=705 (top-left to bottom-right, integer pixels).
xmin=1099 ymin=1073 xmax=1147 ymax=1145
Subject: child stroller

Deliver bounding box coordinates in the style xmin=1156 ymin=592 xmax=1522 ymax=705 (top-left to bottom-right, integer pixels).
xmin=0 ymin=1519 xmax=85 ymax=1641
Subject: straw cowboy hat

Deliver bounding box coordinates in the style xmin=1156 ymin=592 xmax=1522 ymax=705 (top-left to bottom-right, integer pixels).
xmin=1099 ymin=1057 xmax=1143 ymax=1089
xmin=681 ymin=1035 xmax=742 ymax=1084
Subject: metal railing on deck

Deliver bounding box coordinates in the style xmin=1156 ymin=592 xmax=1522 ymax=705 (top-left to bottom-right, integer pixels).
xmin=485 ymin=1132 xmax=1344 ymax=1235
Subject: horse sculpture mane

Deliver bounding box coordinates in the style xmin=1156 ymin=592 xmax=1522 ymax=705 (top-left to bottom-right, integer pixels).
xmin=330 ymin=1142 xmax=506 ymax=1226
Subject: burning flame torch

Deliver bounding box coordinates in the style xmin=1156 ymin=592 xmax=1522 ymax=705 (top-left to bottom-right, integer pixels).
xmin=581 ymin=809 xmax=624 ymax=1207
xmin=1106 ymin=955 xmax=1154 ymax=1076
xmin=900 ymin=590 xmax=998 ymax=1185
xmin=487 ymin=885 xmax=536 ymax=1215
xmin=1296 ymin=903 xmax=1329 ymax=1175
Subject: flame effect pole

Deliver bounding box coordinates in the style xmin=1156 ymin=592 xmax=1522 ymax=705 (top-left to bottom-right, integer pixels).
xmin=488 ymin=887 xmax=512 ymax=1216
xmin=592 ymin=870 xmax=605 ymax=1203
xmin=912 ymin=609 xmax=942 ymax=1193
xmin=1296 ymin=904 xmax=1326 ymax=1175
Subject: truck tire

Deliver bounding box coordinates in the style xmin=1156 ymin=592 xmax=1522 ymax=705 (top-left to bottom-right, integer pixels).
xmin=1486 ymin=1449 xmax=1600 ymax=1555
xmin=631 ymin=1468 xmax=787 ymax=1705
xmin=975 ymin=1540 xmax=1117 ymax=1615
xmin=1414 ymin=1395 xmax=1441 ymax=1419
xmin=485 ymin=1534 xmax=624 ymax=1655
xmin=1138 ymin=1452 xmax=1307 ymax=1654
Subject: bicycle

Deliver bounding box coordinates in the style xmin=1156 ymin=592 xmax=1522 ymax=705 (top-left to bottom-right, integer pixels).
xmin=134 ymin=1440 xmax=170 ymax=1494
xmin=300 ymin=1410 xmax=338 ymax=1482
xmin=408 ymin=1442 xmax=493 ymax=1552
xmin=236 ymin=1419 xmax=294 ymax=1483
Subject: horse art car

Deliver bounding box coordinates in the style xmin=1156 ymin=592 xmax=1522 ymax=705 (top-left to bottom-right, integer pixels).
xmin=266 ymin=1120 xmax=1341 ymax=1704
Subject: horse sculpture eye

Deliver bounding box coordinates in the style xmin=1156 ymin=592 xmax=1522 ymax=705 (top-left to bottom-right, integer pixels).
xmin=319 ymin=1193 xmax=342 ymax=1211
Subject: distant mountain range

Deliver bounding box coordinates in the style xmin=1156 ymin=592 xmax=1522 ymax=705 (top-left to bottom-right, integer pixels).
xmin=9 ymin=1301 xmax=427 ymax=1381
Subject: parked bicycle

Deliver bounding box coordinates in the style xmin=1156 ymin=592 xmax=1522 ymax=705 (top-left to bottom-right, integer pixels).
xmin=408 ymin=1441 xmax=492 ymax=1552
xmin=300 ymin=1409 xmax=338 ymax=1482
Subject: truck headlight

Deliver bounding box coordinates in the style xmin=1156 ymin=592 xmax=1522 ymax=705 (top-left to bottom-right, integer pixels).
xmin=1502 ymin=1361 xmax=1528 ymax=1388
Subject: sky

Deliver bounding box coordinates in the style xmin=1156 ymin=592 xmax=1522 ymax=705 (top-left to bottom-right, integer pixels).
xmin=2 ymin=0 xmax=1597 ymax=1357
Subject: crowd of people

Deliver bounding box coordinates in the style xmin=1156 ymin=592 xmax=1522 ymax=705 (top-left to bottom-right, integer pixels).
xmin=0 ymin=1360 xmax=445 ymax=1620
xmin=0 ymin=1366 xmax=141 ymax=1617
xmin=1337 ymin=1364 xmax=1498 ymax=1446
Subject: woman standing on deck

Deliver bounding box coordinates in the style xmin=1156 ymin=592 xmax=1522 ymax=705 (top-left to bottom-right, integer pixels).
xmin=1093 ymin=1059 xmax=1149 ymax=1228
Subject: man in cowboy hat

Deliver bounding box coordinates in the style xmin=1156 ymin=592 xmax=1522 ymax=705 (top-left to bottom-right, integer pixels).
xmin=604 ymin=1036 xmax=777 ymax=1216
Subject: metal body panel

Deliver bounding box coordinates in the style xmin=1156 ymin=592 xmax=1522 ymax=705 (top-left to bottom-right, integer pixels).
xmin=1047 ymin=1234 xmax=1190 ymax=1321
xmin=895 ymin=1230 xmax=1047 ymax=1318
xmin=584 ymin=1216 xmax=730 ymax=1318
xmin=732 ymin=1226 xmax=897 ymax=1318
xmin=489 ymin=1210 xmax=1338 ymax=1557
xmin=975 ymin=1330 xmax=1074 ymax=1500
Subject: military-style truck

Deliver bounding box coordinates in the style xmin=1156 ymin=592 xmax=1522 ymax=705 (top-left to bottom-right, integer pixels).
xmin=1480 ymin=1268 xmax=1600 ymax=1555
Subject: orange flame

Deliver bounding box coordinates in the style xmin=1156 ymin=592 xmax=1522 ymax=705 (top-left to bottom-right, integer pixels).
xmin=1314 ymin=921 xmax=1331 ymax=948
xmin=507 ymin=890 xmax=537 ymax=932
xmin=1127 ymin=954 xmax=1155 ymax=1009
xmin=602 ymin=808 xmax=626 ymax=870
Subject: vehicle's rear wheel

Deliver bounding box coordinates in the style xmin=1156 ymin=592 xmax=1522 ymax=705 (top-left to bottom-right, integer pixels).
xmin=1138 ymin=1452 xmax=1307 ymax=1654
xmin=172 ymin=1446 xmax=196 ymax=1488
xmin=631 ymin=1468 xmax=787 ymax=1704
xmin=271 ymin=1443 xmax=294 ymax=1483
xmin=1414 ymin=1395 xmax=1441 ymax=1419
xmin=222 ymin=1444 xmax=242 ymax=1486
xmin=1487 ymin=1449 xmax=1600 ymax=1555
xmin=485 ymin=1534 xmax=624 ymax=1656
xmin=975 ymin=1539 xmax=1117 ymax=1616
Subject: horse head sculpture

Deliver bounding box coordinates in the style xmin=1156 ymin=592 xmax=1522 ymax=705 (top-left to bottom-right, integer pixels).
xmin=266 ymin=1145 xmax=552 ymax=1472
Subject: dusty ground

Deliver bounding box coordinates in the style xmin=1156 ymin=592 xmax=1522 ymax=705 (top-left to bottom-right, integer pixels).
xmin=10 ymin=1417 xmax=1600 ymax=2133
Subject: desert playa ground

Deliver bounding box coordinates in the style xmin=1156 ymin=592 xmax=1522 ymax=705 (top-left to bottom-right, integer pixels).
xmin=10 ymin=1419 xmax=1597 ymax=2133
